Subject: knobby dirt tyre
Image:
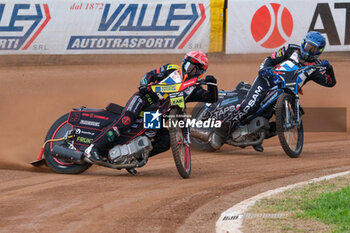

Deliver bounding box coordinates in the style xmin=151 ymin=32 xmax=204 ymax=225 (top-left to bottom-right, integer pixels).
xmin=169 ymin=109 xmax=191 ymax=178
xmin=275 ymin=93 xmax=304 ymax=158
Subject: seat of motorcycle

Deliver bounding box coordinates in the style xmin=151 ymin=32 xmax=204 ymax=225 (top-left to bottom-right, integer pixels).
xmin=106 ymin=102 xmax=124 ymax=115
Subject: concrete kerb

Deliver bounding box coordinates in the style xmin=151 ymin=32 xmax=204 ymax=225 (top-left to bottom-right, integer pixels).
xmin=216 ymin=170 xmax=350 ymax=233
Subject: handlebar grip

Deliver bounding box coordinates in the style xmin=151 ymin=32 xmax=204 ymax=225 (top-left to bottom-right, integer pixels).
xmin=197 ymin=79 xmax=207 ymax=85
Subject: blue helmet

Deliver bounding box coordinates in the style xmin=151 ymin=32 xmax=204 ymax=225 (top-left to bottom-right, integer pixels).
xmin=300 ymin=31 xmax=326 ymax=61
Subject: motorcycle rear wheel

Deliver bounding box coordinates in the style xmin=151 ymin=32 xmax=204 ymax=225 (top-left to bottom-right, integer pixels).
xmin=44 ymin=113 xmax=92 ymax=174
xmin=275 ymin=93 xmax=304 ymax=158
xmin=169 ymin=109 xmax=191 ymax=178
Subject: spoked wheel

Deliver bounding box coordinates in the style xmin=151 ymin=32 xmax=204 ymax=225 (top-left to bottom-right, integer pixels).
xmin=169 ymin=109 xmax=191 ymax=178
xmin=44 ymin=113 xmax=92 ymax=174
xmin=276 ymin=93 xmax=304 ymax=158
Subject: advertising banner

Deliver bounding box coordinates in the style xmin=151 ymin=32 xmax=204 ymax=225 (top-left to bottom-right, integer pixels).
xmin=0 ymin=0 xmax=211 ymax=54
xmin=226 ymin=0 xmax=350 ymax=53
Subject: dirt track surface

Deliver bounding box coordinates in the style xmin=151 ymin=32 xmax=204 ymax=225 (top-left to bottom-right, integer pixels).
xmin=1 ymin=53 xmax=350 ymax=233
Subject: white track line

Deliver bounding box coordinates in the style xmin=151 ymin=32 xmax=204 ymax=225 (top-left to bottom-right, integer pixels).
xmin=216 ymin=170 xmax=350 ymax=233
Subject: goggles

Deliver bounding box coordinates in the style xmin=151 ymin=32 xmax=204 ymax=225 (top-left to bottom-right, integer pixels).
xmin=301 ymin=40 xmax=324 ymax=61
xmin=303 ymin=41 xmax=323 ymax=56
xmin=183 ymin=58 xmax=205 ymax=77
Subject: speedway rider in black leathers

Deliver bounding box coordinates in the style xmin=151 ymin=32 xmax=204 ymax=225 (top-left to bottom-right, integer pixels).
xmin=211 ymin=31 xmax=336 ymax=152
xmin=85 ymin=50 xmax=218 ymax=162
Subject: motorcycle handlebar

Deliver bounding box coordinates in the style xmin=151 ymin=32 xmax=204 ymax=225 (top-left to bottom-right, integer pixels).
xmin=268 ymin=64 xmax=322 ymax=76
xmin=196 ymin=79 xmax=218 ymax=86
xmin=197 ymin=79 xmax=207 ymax=85
xmin=146 ymin=78 xmax=215 ymax=89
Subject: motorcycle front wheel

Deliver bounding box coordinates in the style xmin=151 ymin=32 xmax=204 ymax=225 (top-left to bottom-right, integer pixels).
xmin=44 ymin=113 xmax=92 ymax=174
xmin=169 ymin=109 xmax=191 ymax=178
xmin=275 ymin=93 xmax=304 ymax=158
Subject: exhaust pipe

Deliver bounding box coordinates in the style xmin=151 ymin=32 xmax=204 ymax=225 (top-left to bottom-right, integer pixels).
xmin=190 ymin=128 xmax=211 ymax=142
xmin=51 ymin=145 xmax=86 ymax=164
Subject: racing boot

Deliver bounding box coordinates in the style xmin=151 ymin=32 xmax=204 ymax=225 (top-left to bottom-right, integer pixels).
xmin=252 ymin=144 xmax=264 ymax=152
xmin=84 ymin=144 xmax=102 ymax=162
xmin=85 ymin=127 xmax=120 ymax=162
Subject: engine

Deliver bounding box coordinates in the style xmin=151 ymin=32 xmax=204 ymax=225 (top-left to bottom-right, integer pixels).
xmin=108 ymin=136 xmax=153 ymax=164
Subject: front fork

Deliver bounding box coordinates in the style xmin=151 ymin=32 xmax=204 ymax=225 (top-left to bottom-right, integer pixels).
xmin=185 ymin=127 xmax=191 ymax=146
xmin=295 ymin=96 xmax=302 ymax=127
xmin=184 ymin=111 xmax=191 ymax=147
xmin=284 ymin=95 xmax=301 ymax=129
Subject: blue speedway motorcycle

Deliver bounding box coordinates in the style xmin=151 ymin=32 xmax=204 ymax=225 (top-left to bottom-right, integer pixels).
xmin=190 ymin=63 xmax=322 ymax=158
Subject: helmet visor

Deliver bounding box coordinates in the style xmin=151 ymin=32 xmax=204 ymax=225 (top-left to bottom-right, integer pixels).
xmin=303 ymin=42 xmax=323 ymax=56
xmin=183 ymin=60 xmax=204 ymax=77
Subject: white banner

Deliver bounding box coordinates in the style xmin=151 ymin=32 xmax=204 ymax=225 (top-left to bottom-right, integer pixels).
xmin=0 ymin=0 xmax=211 ymax=54
xmin=226 ymin=0 xmax=350 ymax=53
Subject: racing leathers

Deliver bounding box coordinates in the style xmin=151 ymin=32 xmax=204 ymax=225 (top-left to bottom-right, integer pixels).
xmin=223 ymin=44 xmax=336 ymax=126
xmin=92 ymin=64 xmax=218 ymax=159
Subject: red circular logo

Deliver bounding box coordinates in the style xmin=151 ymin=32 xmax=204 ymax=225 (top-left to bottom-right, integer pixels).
xmin=251 ymin=3 xmax=293 ymax=48
xmin=122 ymin=116 xmax=132 ymax=126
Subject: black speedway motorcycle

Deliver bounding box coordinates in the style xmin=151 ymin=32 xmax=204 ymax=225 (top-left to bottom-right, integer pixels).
xmin=31 ymin=70 xmax=206 ymax=178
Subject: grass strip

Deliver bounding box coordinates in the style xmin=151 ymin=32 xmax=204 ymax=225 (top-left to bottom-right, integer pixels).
xmin=243 ymin=174 xmax=350 ymax=233
xmin=301 ymin=186 xmax=350 ymax=232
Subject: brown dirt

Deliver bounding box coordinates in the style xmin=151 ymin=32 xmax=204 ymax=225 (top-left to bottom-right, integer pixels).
xmin=0 ymin=53 xmax=350 ymax=233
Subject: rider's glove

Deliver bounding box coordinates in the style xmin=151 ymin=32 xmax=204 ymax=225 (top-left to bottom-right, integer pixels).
xmin=258 ymin=68 xmax=268 ymax=77
xmin=320 ymin=60 xmax=330 ymax=68
xmin=205 ymin=75 xmax=217 ymax=84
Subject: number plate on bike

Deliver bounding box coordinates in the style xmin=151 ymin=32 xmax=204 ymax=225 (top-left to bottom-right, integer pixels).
xmin=169 ymin=92 xmax=185 ymax=108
